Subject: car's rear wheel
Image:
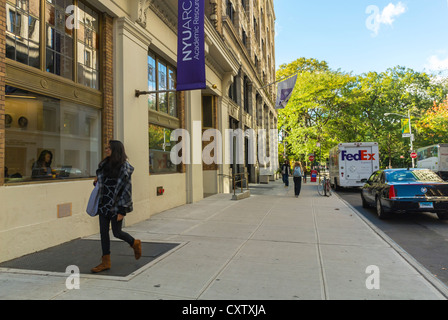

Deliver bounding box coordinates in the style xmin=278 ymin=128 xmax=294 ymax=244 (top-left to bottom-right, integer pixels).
xmin=361 ymin=192 xmax=369 ymax=208
xmin=437 ymin=211 xmax=448 ymax=220
xmin=376 ymin=197 xmax=390 ymax=220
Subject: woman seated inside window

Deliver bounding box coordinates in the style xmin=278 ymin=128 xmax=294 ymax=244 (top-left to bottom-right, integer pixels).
xmin=32 ymin=150 xmax=53 ymax=179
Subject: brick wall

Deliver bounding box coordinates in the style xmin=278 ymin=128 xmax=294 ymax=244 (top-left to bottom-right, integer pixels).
xmin=0 ymin=0 xmax=5 ymax=186
xmin=101 ymin=13 xmax=114 ymax=157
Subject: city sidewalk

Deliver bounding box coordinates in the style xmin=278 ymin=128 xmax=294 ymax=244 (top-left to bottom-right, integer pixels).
xmin=1 ymin=178 xmax=447 ymax=300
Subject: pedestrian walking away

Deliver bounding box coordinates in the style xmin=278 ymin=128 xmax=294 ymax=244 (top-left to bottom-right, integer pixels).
xmin=91 ymin=140 xmax=142 ymax=273
xmin=293 ymin=161 xmax=303 ymax=197
xmin=303 ymin=167 xmax=307 ymax=184
xmin=281 ymin=160 xmax=291 ymax=187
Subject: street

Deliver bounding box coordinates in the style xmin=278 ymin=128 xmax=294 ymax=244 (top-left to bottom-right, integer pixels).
xmin=337 ymin=187 xmax=448 ymax=286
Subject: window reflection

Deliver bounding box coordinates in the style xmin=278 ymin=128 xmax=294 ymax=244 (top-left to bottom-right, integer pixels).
xmin=149 ymin=124 xmax=179 ymax=174
xmin=45 ymin=0 xmax=73 ymax=80
xmin=6 ymin=0 xmax=41 ymax=68
xmin=77 ymin=1 xmax=99 ymax=89
xmin=147 ymin=49 xmax=177 ymax=117
xmin=6 ymin=0 xmax=100 ymax=89
xmin=148 ymin=53 xmax=156 ymax=111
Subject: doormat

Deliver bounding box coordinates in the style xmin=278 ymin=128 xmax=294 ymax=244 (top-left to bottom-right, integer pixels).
xmin=0 ymin=239 xmax=181 ymax=280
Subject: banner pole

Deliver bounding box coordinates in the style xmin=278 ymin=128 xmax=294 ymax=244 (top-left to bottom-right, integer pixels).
xmin=258 ymin=72 xmax=299 ymax=90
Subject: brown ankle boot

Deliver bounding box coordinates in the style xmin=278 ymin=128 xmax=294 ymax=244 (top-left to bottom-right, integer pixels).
xmin=131 ymin=240 xmax=142 ymax=260
xmin=91 ymin=255 xmax=111 ymax=273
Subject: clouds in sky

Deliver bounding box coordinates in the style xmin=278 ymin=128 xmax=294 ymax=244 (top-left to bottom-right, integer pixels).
xmin=366 ymin=2 xmax=407 ymax=36
xmin=425 ymin=54 xmax=448 ymax=73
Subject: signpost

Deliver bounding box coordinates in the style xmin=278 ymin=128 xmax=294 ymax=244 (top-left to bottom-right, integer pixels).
xmin=385 ymin=110 xmax=415 ymax=168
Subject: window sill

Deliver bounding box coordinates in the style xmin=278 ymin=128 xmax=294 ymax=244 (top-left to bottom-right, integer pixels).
xmin=149 ymin=109 xmax=180 ymax=129
xmin=4 ymin=177 xmax=94 ymax=187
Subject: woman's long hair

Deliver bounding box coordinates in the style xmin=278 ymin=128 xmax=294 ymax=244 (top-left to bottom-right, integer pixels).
xmin=294 ymin=161 xmax=302 ymax=170
xmin=100 ymin=140 xmax=128 ymax=178
xmin=37 ymin=150 xmax=53 ymax=167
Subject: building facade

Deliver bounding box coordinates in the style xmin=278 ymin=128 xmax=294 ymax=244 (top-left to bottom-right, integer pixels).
xmin=0 ymin=0 xmax=277 ymax=263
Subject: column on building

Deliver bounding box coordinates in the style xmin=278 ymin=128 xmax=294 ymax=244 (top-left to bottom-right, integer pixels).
xmin=129 ymin=0 xmax=188 ymax=212
xmin=114 ymin=16 xmax=153 ymax=224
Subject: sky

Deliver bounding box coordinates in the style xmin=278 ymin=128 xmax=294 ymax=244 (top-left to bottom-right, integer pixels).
xmin=274 ymin=0 xmax=448 ymax=76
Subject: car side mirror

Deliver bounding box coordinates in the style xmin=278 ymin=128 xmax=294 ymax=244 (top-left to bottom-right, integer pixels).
xmin=361 ymin=179 xmax=369 ymax=184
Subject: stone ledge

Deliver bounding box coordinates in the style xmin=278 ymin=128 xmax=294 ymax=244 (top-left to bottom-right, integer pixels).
xmin=232 ymin=190 xmax=251 ymax=201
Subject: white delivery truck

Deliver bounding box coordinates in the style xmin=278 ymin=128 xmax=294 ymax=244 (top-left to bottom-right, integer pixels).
xmin=329 ymin=142 xmax=380 ymax=189
xmin=416 ymin=144 xmax=448 ymax=181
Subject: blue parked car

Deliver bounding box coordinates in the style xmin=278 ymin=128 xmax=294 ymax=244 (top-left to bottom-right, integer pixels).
xmin=361 ymin=169 xmax=448 ymax=220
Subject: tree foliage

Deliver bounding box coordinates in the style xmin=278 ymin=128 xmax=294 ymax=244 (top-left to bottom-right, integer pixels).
xmin=277 ymin=58 xmax=448 ymax=168
xmin=416 ymin=98 xmax=448 ymax=145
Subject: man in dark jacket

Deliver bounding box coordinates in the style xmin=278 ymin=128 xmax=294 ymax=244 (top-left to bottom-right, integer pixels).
xmin=281 ymin=160 xmax=291 ymax=187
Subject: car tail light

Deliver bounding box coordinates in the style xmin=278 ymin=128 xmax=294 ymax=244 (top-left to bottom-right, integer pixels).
xmin=389 ymin=186 xmax=397 ymax=199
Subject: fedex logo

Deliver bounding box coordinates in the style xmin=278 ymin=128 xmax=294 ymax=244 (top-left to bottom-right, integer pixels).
xmin=341 ymin=150 xmax=376 ymax=161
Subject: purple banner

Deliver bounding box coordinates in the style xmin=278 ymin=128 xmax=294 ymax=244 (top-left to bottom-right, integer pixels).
xmin=177 ymin=0 xmax=206 ymax=91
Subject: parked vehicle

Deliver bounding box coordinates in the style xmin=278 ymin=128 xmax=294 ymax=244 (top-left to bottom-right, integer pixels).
xmin=417 ymin=144 xmax=448 ymax=181
xmin=329 ymin=142 xmax=380 ymax=189
xmin=361 ymin=168 xmax=448 ymax=220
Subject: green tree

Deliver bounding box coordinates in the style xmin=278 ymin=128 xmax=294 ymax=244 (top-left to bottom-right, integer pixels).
xmin=416 ymin=97 xmax=448 ymax=146
xmin=277 ymin=59 xmax=357 ymax=165
xmin=277 ymin=59 xmax=448 ymax=168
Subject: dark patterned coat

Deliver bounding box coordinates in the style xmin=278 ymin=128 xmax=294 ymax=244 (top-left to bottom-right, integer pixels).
xmin=96 ymin=161 xmax=134 ymax=217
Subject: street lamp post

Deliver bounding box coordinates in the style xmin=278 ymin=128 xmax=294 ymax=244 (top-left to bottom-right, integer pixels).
xmin=384 ymin=111 xmax=415 ymax=168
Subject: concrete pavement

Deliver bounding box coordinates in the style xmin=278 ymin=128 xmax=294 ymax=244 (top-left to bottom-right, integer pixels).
xmin=1 ymin=177 xmax=447 ymax=300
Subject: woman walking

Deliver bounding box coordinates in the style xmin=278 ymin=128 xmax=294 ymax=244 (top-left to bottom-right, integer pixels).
xmin=91 ymin=140 xmax=142 ymax=273
xmin=292 ymin=161 xmax=303 ymax=198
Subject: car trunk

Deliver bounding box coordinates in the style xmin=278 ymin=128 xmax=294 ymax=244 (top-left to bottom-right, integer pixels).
xmin=393 ymin=183 xmax=448 ymax=199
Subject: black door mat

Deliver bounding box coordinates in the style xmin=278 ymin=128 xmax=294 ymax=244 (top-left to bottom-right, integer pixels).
xmin=0 ymin=239 xmax=180 ymax=279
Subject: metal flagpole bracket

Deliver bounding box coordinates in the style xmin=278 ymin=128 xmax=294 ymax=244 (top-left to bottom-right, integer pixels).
xmin=135 ymin=89 xmax=177 ymax=98
xmin=258 ymin=72 xmax=299 ymax=90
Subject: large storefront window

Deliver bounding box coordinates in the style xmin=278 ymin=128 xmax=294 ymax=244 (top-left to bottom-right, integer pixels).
xmin=149 ymin=124 xmax=179 ymax=174
xmin=4 ymin=86 xmax=101 ymax=183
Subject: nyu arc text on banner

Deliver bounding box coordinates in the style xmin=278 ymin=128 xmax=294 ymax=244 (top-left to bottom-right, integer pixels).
xmin=177 ymin=0 xmax=206 ymax=91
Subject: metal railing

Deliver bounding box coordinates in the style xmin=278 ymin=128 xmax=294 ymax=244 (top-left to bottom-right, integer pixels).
xmin=232 ymin=172 xmax=249 ymax=196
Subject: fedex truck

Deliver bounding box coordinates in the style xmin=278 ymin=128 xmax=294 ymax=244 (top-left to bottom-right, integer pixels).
xmin=329 ymin=142 xmax=380 ymax=189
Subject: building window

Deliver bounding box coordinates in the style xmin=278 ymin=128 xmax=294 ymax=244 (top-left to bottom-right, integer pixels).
xmin=242 ymin=28 xmax=247 ymax=47
xmin=77 ymin=1 xmax=100 ymax=89
xmin=228 ymin=81 xmax=237 ymax=104
xmin=4 ymin=86 xmax=101 ymax=184
xmin=45 ymin=0 xmax=74 ymax=80
xmin=5 ymin=0 xmax=100 ymax=89
xmin=202 ymin=96 xmax=215 ymax=129
xmin=244 ymin=76 xmax=250 ymax=113
xmin=147 ymin=50 xmax=177 ymax=118
xmin=226 ymin=0 xmax=235 ymax=24
xmin=149 ymin=124 xmax=179 ymax=175
xmin=6 ymin=0 xmax=41 ymax=68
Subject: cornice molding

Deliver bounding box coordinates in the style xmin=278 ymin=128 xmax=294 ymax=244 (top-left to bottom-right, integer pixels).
xmin=116 ymin=16 xmax=152 ymax=49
